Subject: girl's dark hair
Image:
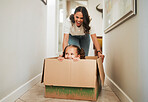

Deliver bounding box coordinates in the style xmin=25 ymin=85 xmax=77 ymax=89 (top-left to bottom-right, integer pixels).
xmin=69 ymin=6 xmax=91 ymax=34
xmin=62 ymin=45 xmax=85 ymax=59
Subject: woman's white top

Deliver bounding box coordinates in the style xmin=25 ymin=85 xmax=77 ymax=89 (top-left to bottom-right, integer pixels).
xmin=63 ymin=17 xmax=96 ymax=36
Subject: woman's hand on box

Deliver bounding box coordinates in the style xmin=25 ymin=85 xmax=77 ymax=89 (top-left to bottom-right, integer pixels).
xmin=98 ymin=54 xmax=105 ymax=63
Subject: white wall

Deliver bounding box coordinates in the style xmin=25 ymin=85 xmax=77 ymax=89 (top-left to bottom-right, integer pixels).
xmin=88 ymin=0 xmax=103 ymax=56
xmin=47 ymin=0 xmax=58 ymax=57
xmin=0 ymin=0 xmax=47 ymax=101
xmin=104 ymin=0 xmax=148 ymax=102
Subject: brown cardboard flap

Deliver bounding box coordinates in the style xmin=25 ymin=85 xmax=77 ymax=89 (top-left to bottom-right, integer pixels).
xmin=97 ymin=57 xmax=105 ymax=86
xmin=44 ymin=59 xmax=71 ymax=86
xmin=70 ymin=60 xmax=96 ymax=87
xmin=41 ymin=57 xmax=60 ymax=83
xmin=85 ymin=56 xmax=98 ymax=59
xmin=44 ymin=58 xmax=96 ymax=88
xmin=41 ymin=59 xmax=45 ymax=83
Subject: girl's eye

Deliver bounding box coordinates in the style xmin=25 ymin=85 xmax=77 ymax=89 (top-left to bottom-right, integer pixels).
xmin=80 ymin=17 xmax=83 ymax=19
xmin=65 ymin=53 xmax=68 ymax=55
xmin=76 ymin=16 xmax=79 ymax=18
xmin=71 ymin=53 xmax=74 ymax=55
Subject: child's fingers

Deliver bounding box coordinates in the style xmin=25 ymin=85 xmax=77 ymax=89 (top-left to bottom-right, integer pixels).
xmin=57 ymin=57 xmax=64 ymax=61
xmin=73 ymin=57 xmax=80 ymax=61
xmin=59 ymin=54 xmax=63 ymax=57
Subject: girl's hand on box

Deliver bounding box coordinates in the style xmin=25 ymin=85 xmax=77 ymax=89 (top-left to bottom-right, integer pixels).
xmin=57 ymin=57 xmax=64 ymax=61
xmin=73 ymin=57 xmax=80 ymax=62
xmin=59 ymin=54 xmax=63 ymax=57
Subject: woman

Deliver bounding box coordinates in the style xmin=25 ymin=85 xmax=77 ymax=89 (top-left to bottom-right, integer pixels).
xmin=62 ymin=6 xmax=104 ymax=59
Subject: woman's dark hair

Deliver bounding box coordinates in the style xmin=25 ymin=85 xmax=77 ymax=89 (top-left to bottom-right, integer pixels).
xmin=69 ymin=6 xmax=91 ymax=34
xmin=62 ymin=45 xmax=85 ymax=59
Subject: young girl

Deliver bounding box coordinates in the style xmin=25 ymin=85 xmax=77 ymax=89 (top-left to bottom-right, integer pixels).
xmin=58 ymin=45 xmax=85 ymax=61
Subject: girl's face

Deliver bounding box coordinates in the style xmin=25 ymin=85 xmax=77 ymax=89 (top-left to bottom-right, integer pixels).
xmin=65 ymin=46 xmax=80 ymax=59
xmin=74 ymin=12 xmax=83 ymax=27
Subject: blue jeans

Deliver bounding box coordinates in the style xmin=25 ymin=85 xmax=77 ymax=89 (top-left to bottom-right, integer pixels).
xmin=68 ymin=34 xmax=90 ymax=56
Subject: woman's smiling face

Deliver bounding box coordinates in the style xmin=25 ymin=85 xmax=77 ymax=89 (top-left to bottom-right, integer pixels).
xmin=74 ymin=12 xmax=83 ymax=27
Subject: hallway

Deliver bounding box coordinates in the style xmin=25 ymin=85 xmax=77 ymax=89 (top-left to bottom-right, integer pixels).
xmin=15 ymin=82 xmax=120 ymax=102
xmin=1 ymin=0 xmax=148 ymax=102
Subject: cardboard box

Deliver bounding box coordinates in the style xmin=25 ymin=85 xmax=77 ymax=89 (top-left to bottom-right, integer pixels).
xmin=41 ymin=56 xmax=105 ymax=101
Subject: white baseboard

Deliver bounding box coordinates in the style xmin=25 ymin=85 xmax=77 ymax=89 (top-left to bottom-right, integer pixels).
xmin=0 ymin=73 xmax=42 ymax=102
xmin=105 ymin=75 xmax=133 ymax=102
